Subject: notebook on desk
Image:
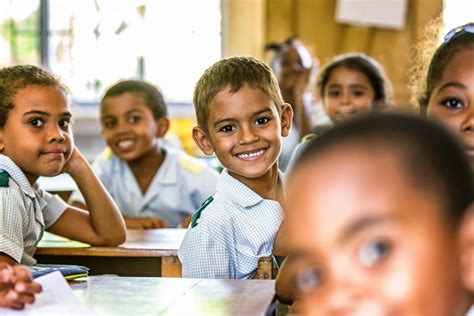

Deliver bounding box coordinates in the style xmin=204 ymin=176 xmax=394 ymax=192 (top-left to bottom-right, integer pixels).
xmin=31 ymin=264 xmax=89 ymax=280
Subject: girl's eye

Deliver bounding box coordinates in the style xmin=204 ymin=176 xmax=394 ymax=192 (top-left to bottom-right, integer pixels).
xmin=352 ymin=90 xmax=365 ymax=97
xmin=219 ymin=125 xmax=235 ymax=133
xmin=256 ymin=117 xmax=270 ymax=125
xmin=59 ymin=119 xmax=70 ymax=129
xmin=128 ymin=115 xmax=141 ymax=124
xmin=29 ymin=118 xmax=44 ymax=127
xmin=358 ymin=240 xmax=391 ymax=267
xmin=328 ymin=90 xmax=341 ymax=97
xmin=296 ymin=265 xmax=324 ymax=294
xmin=441 ymin=98 xmax=464 ymax=109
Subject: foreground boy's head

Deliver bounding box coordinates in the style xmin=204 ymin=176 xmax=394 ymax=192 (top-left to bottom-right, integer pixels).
xmin=100 ymin=80 xmax=169 ymax=162
xmin=192 ymin=56 xmax=292 ymax=181
xmin=285 ymin=113 xmax=474 ymax=315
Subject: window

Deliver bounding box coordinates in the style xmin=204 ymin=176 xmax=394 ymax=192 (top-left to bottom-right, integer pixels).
xmin=1 ymin=0 xmax=222 ymax=104
xmin=443 ymin=0 xmax=473 ymax=38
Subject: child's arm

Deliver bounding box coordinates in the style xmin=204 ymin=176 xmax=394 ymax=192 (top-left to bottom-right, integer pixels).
xmin=0 ymin=264 xmax=42 ymax=309
xmin=47 ymin=147 xmax=126 ymax=246
xmin=123 ymin=216 xmax=168 ymax=229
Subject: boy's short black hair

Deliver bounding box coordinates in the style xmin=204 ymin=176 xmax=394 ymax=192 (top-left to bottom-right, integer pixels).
xmin=295 ymin=113 xmax=473 ymax=226
xmin=102 ymin=80 xmax=167 ymax=119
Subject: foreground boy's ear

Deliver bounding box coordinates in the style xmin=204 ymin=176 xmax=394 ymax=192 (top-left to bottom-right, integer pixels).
xmin=280 ymin=103 xmax=293 ymax=137
xmin=459 ymin=203 xmax=474 ymax=294
xmin=0 ymin=129 xmax=4 ymax=152
xmin=192 ymin=126 xmax=214 ymax=156
xmin=156 ymin=117 xmax=170 ymax=138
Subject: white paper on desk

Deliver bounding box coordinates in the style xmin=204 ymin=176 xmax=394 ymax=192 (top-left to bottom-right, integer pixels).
xmin=0 ymin=271 xmax=95 ymax=316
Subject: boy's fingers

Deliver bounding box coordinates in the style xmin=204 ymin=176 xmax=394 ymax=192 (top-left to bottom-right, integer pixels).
xmin=12 ymin=266 xmax=32 ymax=282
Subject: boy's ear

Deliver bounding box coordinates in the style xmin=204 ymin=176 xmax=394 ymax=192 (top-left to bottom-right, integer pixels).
xmin=459 ymin=203 xmax=474 ymax=294
xmin=156 ymin=117 xmax=170 ymax=138
xmin=192 ymin=126 xmax=214 ymax=156
xmin=280 ymin=103 xmax=293 ymax=137
xmin=0 ymin=128 xmax=4 ymax=152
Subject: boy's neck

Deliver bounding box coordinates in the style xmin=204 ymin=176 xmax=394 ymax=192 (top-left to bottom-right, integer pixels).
xmin=229 ymin=163 xmax=283 ymax=202
xmin=127 ymin=145 xmax=166 ymax=194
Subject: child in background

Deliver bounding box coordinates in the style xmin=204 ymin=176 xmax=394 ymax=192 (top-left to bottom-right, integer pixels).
xmin=0 ymin=65 xmax=126 ymax=266
xmin=280 ymin=113 xmax=474 ymax=315
xmin=318 ymin=53 xmax=392 ymax=125
xmin=265 ymin=37 xmax=329 ymax=171
xmin=69 ymin=80 xmax=218 ymax=228
xmin=413 ymin=22 xmax=474 ymax=170
xmin=0 ymin=264 xmax=41 ymax=309
xmin=178 ymin=56 xmax=293 ymax=278
xmin=284 ymin=53 xmax=394 ymax=172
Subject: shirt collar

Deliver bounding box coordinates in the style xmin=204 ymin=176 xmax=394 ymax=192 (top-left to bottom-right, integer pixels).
xmin=154 ymin=145 xmax=177 ymax=185
xmin=0 ymin=155 xmax=36 ymax=198
xmin=217 ymin=169 xmax=284 ymax=208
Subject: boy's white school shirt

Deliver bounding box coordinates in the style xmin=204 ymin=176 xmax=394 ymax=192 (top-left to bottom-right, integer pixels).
xmin=177 ymin=169 xmax=283 ymax=279
xmin=69 ymin=144 xmax=219 ymax=227
xmin=0 ymin=155 xmax=68 ymax=265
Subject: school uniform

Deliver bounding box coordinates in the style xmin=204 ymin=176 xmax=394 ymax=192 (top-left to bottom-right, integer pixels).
xmin=177 ymin=169 xmax=283 ymax=279
xmin=0 ymin=155 xmax=68 ymax=265
xmin=70 ymin=145 xmax=219 ymax=227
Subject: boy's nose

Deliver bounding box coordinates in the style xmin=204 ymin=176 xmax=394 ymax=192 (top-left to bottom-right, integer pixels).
xmin=238 ymin=126 xmax=259 ymax=145
xmin=340 ymin=92 xmax=351 ymax=106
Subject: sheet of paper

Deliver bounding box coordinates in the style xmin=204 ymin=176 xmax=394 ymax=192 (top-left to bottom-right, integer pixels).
xmin=0 ymin=271 xmax=95 ymax=315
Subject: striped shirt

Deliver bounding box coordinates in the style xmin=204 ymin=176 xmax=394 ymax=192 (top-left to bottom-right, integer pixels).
xmin=0 ymin=155 xmax=67 ymax=265
xmin=178 ymin=169 xmax=283 ymax=279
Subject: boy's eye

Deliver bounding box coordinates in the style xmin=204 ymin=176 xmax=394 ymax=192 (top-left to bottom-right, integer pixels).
xmin=441 ymin=98 xmax=464 ymax=109
xmin=219 ymin=125 xmax=235 ymax=133
xmin=358 ymin=240 xmax=391 ymax=267
xmin=255 ymin=117 xmax=270 ymax=125
xmin=296 ymin=265 xmax=324 ymax=294
xmin=29 ymin=118 xmax=44 ymax=127
xmin=128 ymin=115 xmax=141 ymax=124
xmin=102 ymin=119 xmax=116 ymax=129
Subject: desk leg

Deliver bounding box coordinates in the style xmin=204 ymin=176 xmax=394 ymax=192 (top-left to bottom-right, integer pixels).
xmin=161 ymin=256 xmax=182 ymax=277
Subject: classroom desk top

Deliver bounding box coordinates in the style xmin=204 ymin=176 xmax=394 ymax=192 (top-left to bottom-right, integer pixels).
xmin=70 ymin=275 xmax=275 ymax=316
xmin=36 ymin=228 xmax=187 ymax=257
xmin=35 ymin=229 xmax=187 ymax=277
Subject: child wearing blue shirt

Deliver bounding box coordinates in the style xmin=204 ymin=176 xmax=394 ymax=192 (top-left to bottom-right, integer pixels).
xmin=70 ymin=80 xmax=218 ymax=228
xmin=178 ymin=56 xmax=293 ymax=278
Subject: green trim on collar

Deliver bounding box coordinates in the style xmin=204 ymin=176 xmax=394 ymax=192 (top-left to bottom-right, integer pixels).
xmin=0 ymin=169 xmax=10 ymax=187
xmin=190 ymin=196 xmax=214 ymax=228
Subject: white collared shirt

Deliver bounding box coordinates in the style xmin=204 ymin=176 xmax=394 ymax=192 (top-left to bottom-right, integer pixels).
xmin=0 ymin=155 xmax=68 ymax=265
xmin=70 ymin=145 xmax=219 ymax=227
xmin=178 ymin=169 xmax=283 ymax=279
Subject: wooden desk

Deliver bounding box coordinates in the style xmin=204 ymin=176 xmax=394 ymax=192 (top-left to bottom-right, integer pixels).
xmin=71 ymin=275 xmax=275 ymax=316
xmin=35 ymin=229 xmax=186 ymax=277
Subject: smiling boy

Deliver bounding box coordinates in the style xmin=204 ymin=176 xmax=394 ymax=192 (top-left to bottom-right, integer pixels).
xmin=177 ymin=56 xmax=293 ymax=278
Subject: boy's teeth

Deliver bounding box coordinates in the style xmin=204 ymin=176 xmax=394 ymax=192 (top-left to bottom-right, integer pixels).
xmin=118 ymin=140 xmax=134 ymax=150
xmin=238 ymin=149 xmax=265 ymax=158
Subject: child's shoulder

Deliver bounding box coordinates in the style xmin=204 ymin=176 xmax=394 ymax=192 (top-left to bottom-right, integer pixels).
xmin=168 ymin=147 xmax=214 ymax=175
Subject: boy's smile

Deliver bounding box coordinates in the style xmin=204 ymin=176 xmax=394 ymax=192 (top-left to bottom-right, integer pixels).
xmin=0 ymin=85 xmax=72 ymax=185
xmin=284 ymin=146 xmax=470 ymax=316
xmin=100 ymin=92 xmax=165 ymax=163
xmin=196 ymin=84 xmax=292 ymax=186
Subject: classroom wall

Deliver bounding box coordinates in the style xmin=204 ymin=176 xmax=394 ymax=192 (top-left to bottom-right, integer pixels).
xmin=224 ymin=0 xmax=443 ymax=107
